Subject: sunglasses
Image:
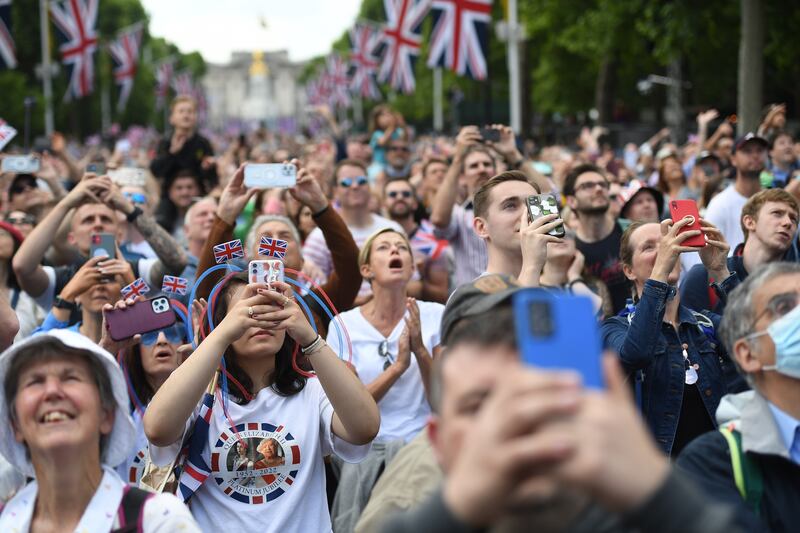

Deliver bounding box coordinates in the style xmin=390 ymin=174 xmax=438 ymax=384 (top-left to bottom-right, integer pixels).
xmin=9 ymin=182 xmax=36 ymax=196
xmin=339 ymin=176 xmax=369 ymax=188
xmin=123 ymin=191 xmax=147 ymax=205
xmin=387 ymin=190 xmax=412 ymax=199
xmin=141 ymin=324 xmax=186 ymax=346
xmin=378 ymin=340 xmax=394 ymax=370
xmin=5 ymin=214 xmax=35 ymax=225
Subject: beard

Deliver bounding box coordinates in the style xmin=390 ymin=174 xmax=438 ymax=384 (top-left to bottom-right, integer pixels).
xmin=575 ymin=202 xmax=609 ymax=216
xmin=740 ymin=169 xmax=762 ymax=180
xmin=389 ymin=203 xmax=412 ymax=219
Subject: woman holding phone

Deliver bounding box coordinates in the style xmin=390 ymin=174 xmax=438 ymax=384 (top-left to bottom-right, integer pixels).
xmin=601 ymin=217 xmax=747 ymax=457
xmin=144 ymin=273 xmax=379 ymax=532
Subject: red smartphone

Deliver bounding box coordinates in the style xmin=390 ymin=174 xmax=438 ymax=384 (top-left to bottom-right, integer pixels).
xmin=668 ymin=199 xmax=705 ymax=247
xmin=105 ymin=296 xmax=176 ymax=341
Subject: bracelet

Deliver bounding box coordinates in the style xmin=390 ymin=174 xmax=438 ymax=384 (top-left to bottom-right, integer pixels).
xmin=567 ymin=278 xmax=587 ymax=290
xmin=301 ymin=334 xmax=325 ymax=355
xmin=126 ymin=206 xmax=143 ymax=223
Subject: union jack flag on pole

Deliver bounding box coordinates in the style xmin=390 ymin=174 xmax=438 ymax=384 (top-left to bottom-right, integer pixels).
xmin=109 ymin=22 xmax=144 ymax=112
xmin=258 ymin=237 xmax=288 ymax=260
xmin=154 ymin=56 xmax=175 ymax=110
xmin=377 ymin=0 xmax=431 ymax=94
xmin=213 ymin=239 xmax=244 ymax=264
xmin=427 ymin=0 xmax=492 ymax=80
xmin=0 ymin=0 xmax=17 ymax=70
xmin=50 ymin=0 xmax=99 ymax=100
xmin=121 ymin=278 xmax=151 ymax=299
xmin=348 ymin=22 xmax=382 ymax=100
xmin=325 ymin=54 xmax=351 ymax=108
xmin=161 ymin=275 xmax=189 ymax=295
xmin=172 ymin=69 xmax=193 ymax=96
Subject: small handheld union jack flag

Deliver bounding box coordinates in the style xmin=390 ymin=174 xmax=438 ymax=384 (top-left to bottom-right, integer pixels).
xmin=161 ymin=275 xmax=189 ymax=295
xmin=258 ymin=237 xmax=288 ymax=260
xmin=121 ymin=278 xmax=150 ymax=298
xmin=213 ymin=239 xmax=244 ymax=264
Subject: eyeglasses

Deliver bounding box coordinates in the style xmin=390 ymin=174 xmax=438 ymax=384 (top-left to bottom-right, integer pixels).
xmin=575 ymin=180 xmax=610 ymax=192
xmin=378 ymin=340 xmax=394 ymax=370
xmin=752 ymin=292 xmax=799 ymax=326
xmin=388 ymin=146 xmax=410 ymax=153
xmin=339 ymin=176 xmax=369 ymax=188
xmin=123 ymin=191 xmax=147 ymax=205
xmin=141 ymin=324 xmax=186 ymax=346
xmin=387 ymin=190 xmax=412 ymax=199
xmin=5 ymin=214 xmax=35 ymax=225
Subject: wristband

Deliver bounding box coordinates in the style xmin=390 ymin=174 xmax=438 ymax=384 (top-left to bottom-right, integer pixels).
xmin=53 ymin=296 xmax=78 ymax=312
xmin=311 ymin=204 xmax=330 ymax=218
xmin=301 ymin=334 xmax=325 ymax=355
xmin=126 ymin=206 xmax=143 ymax=223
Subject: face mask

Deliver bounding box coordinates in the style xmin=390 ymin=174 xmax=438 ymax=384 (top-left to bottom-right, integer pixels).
xmin=748 ymin=303 xmax=800 ymax=378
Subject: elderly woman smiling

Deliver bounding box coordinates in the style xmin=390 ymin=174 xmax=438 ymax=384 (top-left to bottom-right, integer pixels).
xmin=0 ymin=329 xmax=199 ymax=532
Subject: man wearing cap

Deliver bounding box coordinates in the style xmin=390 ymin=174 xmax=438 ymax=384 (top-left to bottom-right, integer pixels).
xmin=0 ymin=329 xmax=200 ymax=531
xmin=705 ymin=133 xmax=769 ymax=252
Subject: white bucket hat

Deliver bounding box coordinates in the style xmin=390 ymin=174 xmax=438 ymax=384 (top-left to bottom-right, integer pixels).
xmin=0 ymin=329 xmax=136 ymax=477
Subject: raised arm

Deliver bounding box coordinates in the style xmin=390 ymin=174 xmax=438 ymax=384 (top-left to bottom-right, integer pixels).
xmin=431 ymin=127 xmax=480 ymax=229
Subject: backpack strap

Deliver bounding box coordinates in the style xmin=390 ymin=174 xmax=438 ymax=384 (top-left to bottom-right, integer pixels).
xmin=719 ymin=427 xmax=763 ymax=516
xmin=113 ymin=485 xmax=154 ymax=533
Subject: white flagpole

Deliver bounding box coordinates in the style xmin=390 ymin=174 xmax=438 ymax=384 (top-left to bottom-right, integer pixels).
xmin=433 ymin=67 xmax=443 ymax=132
xmin=353 ymin=95 xmax=364 ymax=127
xmin=39 ymin=0 xmax=54 ymax=135
xmin=507 ymin=0 xmax=522 ymax=133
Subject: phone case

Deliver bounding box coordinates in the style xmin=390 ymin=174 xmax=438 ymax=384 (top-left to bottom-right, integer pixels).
xmin=105 ymin=297 xmax=176 ymax=341
xmin=526 ymin=195 xmax=565 ymax=238
xmin=243 ymin=164 xmax=297 ymax=188
xmin=249 ymin=260 xmax=285 ymax=285
xmin=668 ymin=200 xmax=705 ymax=247
xmin=90 ymin=233 xmax=116 ymax=259
xmin=513 ymin=290 xmax=603 ymax=389
xmin=479 ymin=127 xmax=501 ymax=143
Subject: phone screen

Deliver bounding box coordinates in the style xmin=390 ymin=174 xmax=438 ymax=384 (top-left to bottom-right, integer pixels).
xmin=244 ymin=164 xmax=297 ymax=188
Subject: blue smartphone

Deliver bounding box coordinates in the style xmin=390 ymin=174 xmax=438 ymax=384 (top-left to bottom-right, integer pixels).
xmin=513 ymin=289 xmax=604 ymax=389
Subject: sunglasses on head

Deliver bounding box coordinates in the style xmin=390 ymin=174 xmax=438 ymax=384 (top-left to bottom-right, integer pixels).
xmin=387 ymin=190 xmax=412 ymax=199
xmin=5 ymin=214 xmax=35 ymax=225
xmin=141 ymin=324 xmax=186 ymax=346
xmin=339 ymin=176 xmax=369 ymax=188
xmin=123 ymin=191 xmax=147 ymax=205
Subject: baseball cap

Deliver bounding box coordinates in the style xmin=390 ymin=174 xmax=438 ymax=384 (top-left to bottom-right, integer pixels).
xmin=0 ymin=329 xmax=136 ymax=477
xmin=733 ymin=132 xmax=768 ymax=153
xmin=618 ymin=181 xmax=664 ymax=219
xmin=441 ymin=274 xmax=521 ymax=346
xmin=695 ymin=150 xmax=721 ymax=165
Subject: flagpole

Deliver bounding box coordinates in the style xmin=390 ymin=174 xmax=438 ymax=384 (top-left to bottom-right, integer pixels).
xmin=353 ymin=95 xmax=363 ymax=127
xmin=507 ymin=0 xmax=522 ymax=133
xmin=433 ymin=67 xmax=443 ymax=132
xmin=39 ymin=0 xmax=54 ymax=136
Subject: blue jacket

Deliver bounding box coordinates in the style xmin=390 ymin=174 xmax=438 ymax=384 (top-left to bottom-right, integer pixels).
xmin=602 ymin=277 xmax=746 ymax=455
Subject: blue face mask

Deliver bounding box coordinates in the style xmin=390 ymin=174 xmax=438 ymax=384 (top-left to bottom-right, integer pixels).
xmin=749 ymin=303 xmax=800 ymax=379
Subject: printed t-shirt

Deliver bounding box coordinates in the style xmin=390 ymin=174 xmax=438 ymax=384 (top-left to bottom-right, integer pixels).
xmin=576 ymin=222 xmax=629 ymax=314
xmin=327 ymin=301 xmax=443 ymax=443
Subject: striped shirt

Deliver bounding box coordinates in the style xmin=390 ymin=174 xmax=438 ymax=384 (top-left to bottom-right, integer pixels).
xmin=433 ymin=202 xmax=487 ymax=288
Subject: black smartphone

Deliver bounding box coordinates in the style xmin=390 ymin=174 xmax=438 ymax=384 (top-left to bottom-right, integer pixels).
xmin=526 ymin=194 xmax=565 ymax=238
xmin=479 ymin=127 xmax=502 ymax=143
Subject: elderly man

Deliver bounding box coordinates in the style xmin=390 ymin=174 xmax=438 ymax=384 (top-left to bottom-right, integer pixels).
xmin=678 ymin=262 xmax=800 ymax=531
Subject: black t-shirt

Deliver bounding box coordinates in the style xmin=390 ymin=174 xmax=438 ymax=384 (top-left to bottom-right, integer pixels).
xmin=576 ymin=221 xmax=629 ymax=314
xmin=671 ymin=383 xmax=714 ymax=458
xmin=149 ymin=132 xmax=218 ymax=189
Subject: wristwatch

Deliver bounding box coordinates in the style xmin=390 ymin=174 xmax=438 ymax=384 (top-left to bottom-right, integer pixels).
xmin=53 ymin=296 xmax=78 ymax=312
xmin=126 ymin=206 xmax=143 ymax=223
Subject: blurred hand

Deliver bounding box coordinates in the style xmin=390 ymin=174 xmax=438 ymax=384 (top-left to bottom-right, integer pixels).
xmin=651 ymin=217 xmax=700 ymax=282
xmin=217 ymin=164 xmax=259 ymax=225
xmin=519 ymin=211 xmax=564 ymax=283
xmin=288 ymin=158 xmax=328 ymax=213
xmin=99 ymin=297 xmax=142 ymax=353
xmin=63 ymin=174 xmax=111 ymax=209
xmin=50 ymin=132 xmax=67 ymax=154
xmin=59 ymin=256 xmax=106 ymax=301
xmin=696 ymin=109 xmax=719 ymax=128
xmin=697 ymin=219 xmax=730 ymax=279
xmin=170 ymin=132 xmax=188 ymax=154
xmin=404 ymin=298 xmax=425 ymax=355
xmin=454 ymin=126 xmax=482 ymax=159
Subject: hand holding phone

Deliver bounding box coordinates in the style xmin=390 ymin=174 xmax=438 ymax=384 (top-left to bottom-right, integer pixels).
xmin=526 ymin=195 xmax=566 ymax=238
xmin=104 ymin=296 xmax=176 ymax=341
xmin=479 ymin=127 xmax=502 ymax=143
xmin=244 ymin=163 xmax=297 ymax=188
xmin=90 ymin=233 xmax=116 ymax=259
xmin=668 ymin=200 xmax=705 ymax=247
xmin=249 ymin=260 xmax=285 ymax=286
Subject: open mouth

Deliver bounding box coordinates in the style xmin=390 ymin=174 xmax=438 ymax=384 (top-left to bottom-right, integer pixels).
xmin=153 ymin=348 xmax=174 ymax=361
xmin=39 ymin=410 xmax=75 ymax=424
xmin=388 ymin=258 xmax=403 ymax=269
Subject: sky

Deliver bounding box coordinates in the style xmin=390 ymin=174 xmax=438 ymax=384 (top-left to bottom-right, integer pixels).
xmin=141 ymin=0 xmax=363 ymax=64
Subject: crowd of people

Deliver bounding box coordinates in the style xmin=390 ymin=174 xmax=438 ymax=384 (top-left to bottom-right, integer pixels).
xmin=0 ymin=95 xmax=798 ymax=532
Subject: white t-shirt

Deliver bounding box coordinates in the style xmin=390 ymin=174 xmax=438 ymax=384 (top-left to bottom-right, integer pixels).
xmin=0 ymin=466 xmax=199 ymax=532
xmin=327 ymin=301 xmax=444 ymax=443
xmin=116 ymin=408 xmax=150 ymax=484
xmin=704 ymin=184 xmax=749 ymax=255
xmin=302 ymin=213 xmax=406 ymax=298
xmin=152 ymin=379 xmax=369 ymax=533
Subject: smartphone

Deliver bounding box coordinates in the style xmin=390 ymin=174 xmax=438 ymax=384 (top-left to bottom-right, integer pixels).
xmin=105 ymin=296 xmax=176 ymax=341
xmin=90 ymin=233 xmax=116 ymax=259
xmin=86 ymin=162 xmax=106 ymax=174
xmin=244 ymin=163 xmax=297 ymax=188
xmin=513 ymin=290 xmax=603 ymax=389
xmin=668 ymin=199 xmax=705 ymax=247
xmin=109 ymin=167 xmax=145 ymax=187
xmin=526 ymin=194 xmax=565 ymax=238
xmin=2 ymin=155 xmax=40 ymax=174
xmin=479 ymin=127 xmax=501 ymax=143
xmin=249 ymin=260 xmax=285 ymax=285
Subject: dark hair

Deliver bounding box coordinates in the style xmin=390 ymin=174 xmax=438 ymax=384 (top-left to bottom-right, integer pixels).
xmin=155 ymin=170 xmax=206 ymax=233
xmin=473 ymin=171 xmax=539 ymax=219
xmin=212 ymin=273 xmax=306 ymax=403
xmin=656 ymin=156 xmax=686 ymax=194
xmin=562 ymin=163 xmax=605 ymax=197
xmin=422 ymin=157 xmax=448 ymax=177
xmin=769 ymin=130 xmax=793 ymax=150
xmin=334 ymin=158 xmax=368 ymax=180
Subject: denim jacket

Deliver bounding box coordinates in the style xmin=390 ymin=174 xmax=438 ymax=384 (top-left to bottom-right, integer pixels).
xmin=602 ymin=276 xmax=746 ymax=455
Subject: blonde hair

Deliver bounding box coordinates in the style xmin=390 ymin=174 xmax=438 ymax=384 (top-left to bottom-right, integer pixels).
xmin=358 ymin=227 xmax=412 ymax=268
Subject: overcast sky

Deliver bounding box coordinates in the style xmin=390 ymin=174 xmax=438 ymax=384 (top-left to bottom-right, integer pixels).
xmin=141 ymin=0 xmax=362 ymax=64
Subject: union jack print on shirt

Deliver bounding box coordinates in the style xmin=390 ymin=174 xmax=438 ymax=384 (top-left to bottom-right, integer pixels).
xmin=258 ymin=237 xmax=288 ymax=260
xmin=50 ymin=0 xmax=99 ymax=100
xmin=121 ymin=277 xmax=151 ymax=298
xmin=213 ymin=239 xmax=244 ymax=264
xmin=108 ymin=22 xmax=144 ymax=112
xmin=427 ymin=0 xmax=492 ymax=80
xmin=0 ymin=0 xmax=17 ymax=70
xmin=162 ymin=275 xmax=189 ymax=295
xmin=349 ymin=23 xmax=382 ymax=100
xmin=177 ymin=391 xmax=214 ymax=502
xmin=377 ymin=0 xmax=431 ymax=94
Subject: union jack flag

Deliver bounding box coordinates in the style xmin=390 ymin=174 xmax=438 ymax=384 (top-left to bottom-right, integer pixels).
xmin=325 ymin=54 xmax=351 ymax=108
xmin=427 ymin=0 xmax=492 ymax=80
xmin=108 ymin=22 xmax=144 ymax=112
xmin=412 ymin=221 xmax=449 ymax=260
xmin=348 ymin=22 xmax=382 ymax=100
xmin=161 ymin=275 xmax=189 ymax=295
xmin=306 ymin=76 xmax=329 ymax=106
xmin=121 ymin=277 xmax=151 ymax=298
xmin=172 ymin=69 xmax=193 ymax=96
xmin=50 ymin=0 xmax=99 ymax=100
xmin=213 ymin=239 xmax=244 ymax=264
xmin=0 ymin=0 xmax=16 ymax=70
xmin=258 ymin=237 xmax=288 ymax=259
xmin=377 ymin=0 xmax=431 ymax=94
xmin=154 ymin=57 xmax=175 ymax=110
xmin=177 ymin=391 xmax=214 ymax=502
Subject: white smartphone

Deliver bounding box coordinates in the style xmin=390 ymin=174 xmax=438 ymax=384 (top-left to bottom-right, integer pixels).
xmin=109 ymin=167 xmax=146 ymax=187
xmin=248 ymin=260 xmax=285 ymax=286
xmin=2 ymin=155 xmax=40 ymax=174
xmin=244 ymin=163 xmax=297 ymax=188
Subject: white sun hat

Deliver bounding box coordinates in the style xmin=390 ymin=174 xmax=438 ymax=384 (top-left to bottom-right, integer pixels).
xmin=0 ymin=329 xmax=136 ymax=477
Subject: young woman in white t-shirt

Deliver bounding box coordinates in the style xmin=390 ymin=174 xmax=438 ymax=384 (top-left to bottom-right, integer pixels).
xmin=144 ymin=273 xmax=380 ymax=532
